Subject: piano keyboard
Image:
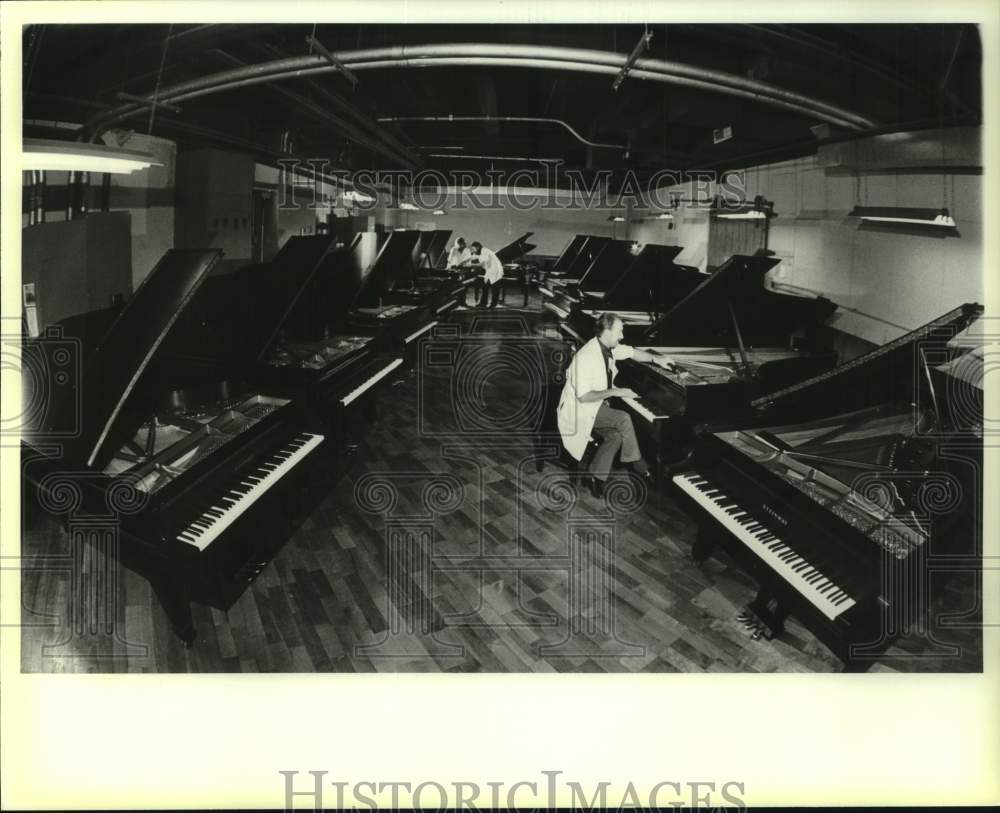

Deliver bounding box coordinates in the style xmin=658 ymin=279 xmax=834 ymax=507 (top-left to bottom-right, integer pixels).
xmin=405 ymin=321 xmax=438 ymax=344
xmin=558 ymin=322 xmax=584 ymax=343
xmin=673 ymin=472 xmax=856 ymax=620
xmin=543 ymin=302 xmax=571 ymax=319
xmin=622 ymin=396 xmax=666 ymax=423
xmin=341 ymin=358 xmax=404 ymax=405
xmin=177 ymin=432 xmax=324 ymax=551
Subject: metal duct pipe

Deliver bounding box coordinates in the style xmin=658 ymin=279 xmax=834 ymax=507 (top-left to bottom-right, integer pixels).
xmin=210 ymin=48 xmax=420 ymax=170
xmin=81 ymin=43 xmax=878 ymax=140
xmin=376 ymin=115 xmax=626 ymax=150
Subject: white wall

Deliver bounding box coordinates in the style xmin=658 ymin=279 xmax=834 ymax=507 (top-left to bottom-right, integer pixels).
xmin=735 ymin=155 xmax=982 ymax=345
xmin=395 ymin=148 xmax=984 ymax=347
xmin=102 ymin=131 xmax=175 ymax=289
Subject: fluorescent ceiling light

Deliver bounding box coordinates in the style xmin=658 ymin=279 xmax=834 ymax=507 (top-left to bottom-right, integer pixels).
xmin=398 ymin=202 xmax=419 ymax=211
xmin=22 ymin=137 xmax=161 ymax=174
xmin=394 ymin=227 xmax=408 ymax=232
xmin=432 ymin=209 xmax=445 ymax=216
xmin=716 ymin=210 xmax=768 ymax=220
xmin=608 ymin=215 xmax=626 ymax=223
xmin=344 ymin=189 xmax=376 ymax=204
xmin=654 ymin=212 xmax=673 ymax=220
xmin=849 ymin=206 xmax=956 ymax=228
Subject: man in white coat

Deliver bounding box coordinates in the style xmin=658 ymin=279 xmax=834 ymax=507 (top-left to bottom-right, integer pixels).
xmin=446 ymin=237 xmax=470 ymax=270
xmin=470 ymin=240 xmax=504 ymax=309
xmin=557 ymin=312 xmax=676 ymax=497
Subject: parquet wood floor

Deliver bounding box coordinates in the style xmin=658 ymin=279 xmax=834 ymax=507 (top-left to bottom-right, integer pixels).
xmin=19 ymin=300 xmax=983 ymax=673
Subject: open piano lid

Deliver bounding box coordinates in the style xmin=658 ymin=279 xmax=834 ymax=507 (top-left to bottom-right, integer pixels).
xmin=64 ymin=249 xmax=223 ymax=469
xmin=640 ymin=254 xmax=836 ymax=345
xmin=424 ymin=229 xmax=453 ymax=268
xmin=751 ymin=302 xmax=985 ymax=422
xmin=552 ymin=234 xmax=591 ymax=272
xmin=351 ymin=229 xmax=421 ymax=307
xmin=599 ymin=243 xmax=684 ymax=292
xmin=246 ymin=235 xmax=343 ymax=358
xmin=497 ymin=232 xmax=537 ymax=264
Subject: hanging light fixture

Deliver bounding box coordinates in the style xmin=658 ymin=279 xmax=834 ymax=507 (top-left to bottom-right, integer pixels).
xmin=22 ymin=138 xmax=161 ymax=174
xmin=712 ymin=194 xmax=776 ymax=220
xmin=398 ymin=201 xmax=419 ymax=211
xmin=849 ymin=206 xmax=956 ymax=227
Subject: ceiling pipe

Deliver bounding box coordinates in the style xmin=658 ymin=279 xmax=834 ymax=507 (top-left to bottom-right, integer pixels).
xmin=427 ymin=153 xmax=561 ymax=163
xmin=80 ymin=43 xmax=878 ymax=141
xmin=209 ymin=49 xmax=420 ymax=170
xmin=376 ymin=115 xmax=626 ymax=150
xmin=87 ymin=57 xmax=866 ymax=135
xmin=249 ymin=41 xmax=421 ymax=168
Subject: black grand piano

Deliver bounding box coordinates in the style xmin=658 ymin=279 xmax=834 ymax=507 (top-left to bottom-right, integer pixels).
xmin=160 ymin=234 xmax=407 ymax=440
xmin=571 ymin=254 xmax=838 ymax=467
xmin=540 ymin=234 xmax=611 ymax=289
xmin=348 ymin=229 xmax=465 ymax=330
xmin=672 ymin=302 xmax=984 ymax=670
xmin=412 ymin=229 xmax=453 ymax=272
xmin=22 ymin=249 xmax=347 ymax=644
xmin=544 ymin=242 xmax=705 ymax=326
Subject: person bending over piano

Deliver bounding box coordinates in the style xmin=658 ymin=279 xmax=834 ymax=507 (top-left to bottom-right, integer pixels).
xmin=557 ymin=312 xmax=676 ymax=497
xmin=447 ymin=237 xmax=470 ymax=271
xmin=470 ymin=241 xmax=504 ymax=309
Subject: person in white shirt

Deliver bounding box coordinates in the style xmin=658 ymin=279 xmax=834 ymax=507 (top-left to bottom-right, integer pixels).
xmin=557 ymin=312 xmax=676 ymax=497
xmin=446 ymin=237 xmax=471 ymax=270
xmin=470 ymin=241 xmax=504 ymax=309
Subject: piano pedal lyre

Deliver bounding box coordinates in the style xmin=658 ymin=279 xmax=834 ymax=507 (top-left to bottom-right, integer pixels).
xmin=737 ymin=590 xmax=788 ymax=641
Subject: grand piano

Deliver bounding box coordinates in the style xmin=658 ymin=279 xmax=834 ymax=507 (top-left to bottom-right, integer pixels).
xmin=22 ymin=249 xmax=342 ymax=644
xmin=547 ymin=233 xmax=591 ymax=277
xmin=348 ymin=229 xmax=465 ymax=330
xmin=573 ymin=254 xmax=839 ymax=467
xmin=412 ymin=229 xmax=453 ymax=271
xmin=544 ymin=242 xmax=705 ymax=327
xmin=160 ymin=234 xmax=406 ymax=439
xmin=539 ymin=234 xmax=611 ymax=291
xmin=672 ymin=302 xmax=984 ymax=670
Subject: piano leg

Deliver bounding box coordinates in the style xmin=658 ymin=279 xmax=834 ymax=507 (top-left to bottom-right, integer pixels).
xmin=691 ymin=523 xmax=718 ymax=563
xmin=149 ymin=574 xmax=196 ymax=647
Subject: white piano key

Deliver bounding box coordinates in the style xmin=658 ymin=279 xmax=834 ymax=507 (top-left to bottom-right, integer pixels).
xmin=621 ymin=396 xmax=668 ymax=423
xmin=176 ymin=433 xmax=324 ymax=551
xmin=404 ymin=320 xmax=438 ymax=344
xmin=673 ymin=472 xmax=856 ymax=620
xmin=543 ymin=302 xmax=571 ymax=319
xmin=340 ymin=358 xmax=404 ymax=405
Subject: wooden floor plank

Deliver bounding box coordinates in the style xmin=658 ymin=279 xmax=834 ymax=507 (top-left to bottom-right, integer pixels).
xmin=18 ymin=306 xmax=983 ymax=674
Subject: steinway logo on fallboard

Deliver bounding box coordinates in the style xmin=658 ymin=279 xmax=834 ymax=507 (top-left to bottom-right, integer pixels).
xmin=761 ymin=503 xmax=789 ymax=526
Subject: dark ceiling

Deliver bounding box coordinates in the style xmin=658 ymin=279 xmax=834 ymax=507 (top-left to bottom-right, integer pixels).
xmin=23 ymin=23 xmax=982 ymax=188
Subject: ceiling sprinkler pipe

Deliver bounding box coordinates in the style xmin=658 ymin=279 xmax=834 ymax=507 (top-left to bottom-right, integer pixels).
xmin=81 ymin=43 xmax=877 ymax=140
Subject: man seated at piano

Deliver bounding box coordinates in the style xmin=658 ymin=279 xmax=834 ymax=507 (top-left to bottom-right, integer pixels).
xmin=557 ymin=312 xmax=676 ymax=497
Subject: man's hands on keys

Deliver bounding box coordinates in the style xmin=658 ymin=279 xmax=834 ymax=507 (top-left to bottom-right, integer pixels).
xmin=613 ymin=387 xmax=639 ymax=400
